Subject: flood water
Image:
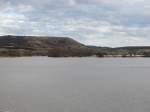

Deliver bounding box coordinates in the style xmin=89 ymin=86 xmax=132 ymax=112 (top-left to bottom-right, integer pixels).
xmin=0 ymin=57 xmax=150 ymax=112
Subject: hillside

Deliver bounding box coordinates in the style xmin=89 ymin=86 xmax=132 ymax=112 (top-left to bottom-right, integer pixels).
xmin=0 ymin=35 xmax=95 ymax=57
xmin=0 ymin=35 xmax=85 ymax=49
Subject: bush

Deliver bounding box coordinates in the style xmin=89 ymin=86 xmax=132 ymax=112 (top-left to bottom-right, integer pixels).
xmin=48 ymin=48 xmax=68 ymax=57
xmin=143 ymin=52 xmax=150 ymax=57
xmin=48 ymin=48 xmax=94 ymax=57
xmin=96 ymin=52 xmax=104 ymax=57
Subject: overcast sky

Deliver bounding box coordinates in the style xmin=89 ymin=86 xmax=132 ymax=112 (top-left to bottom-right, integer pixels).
xmin=0 ymin=0 xmax=150 ymax=47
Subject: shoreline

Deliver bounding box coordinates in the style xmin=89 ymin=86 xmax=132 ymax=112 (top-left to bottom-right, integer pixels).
xmin=0 ymin=55 xmax=149 ymax=58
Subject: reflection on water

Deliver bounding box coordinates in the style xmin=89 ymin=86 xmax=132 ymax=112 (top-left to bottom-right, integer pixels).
xmin=0 ymin=57 xmax=150 ymax=112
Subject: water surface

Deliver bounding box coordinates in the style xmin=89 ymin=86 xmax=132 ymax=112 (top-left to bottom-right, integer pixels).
xmin=0 ymin=57 xmax=150 ymax=112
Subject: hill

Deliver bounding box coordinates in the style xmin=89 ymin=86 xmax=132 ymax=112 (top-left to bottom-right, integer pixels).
xmin=0 ymin=35 xmax=150 ymax=57
xmin=0 ymin=35 xmax=85 ymax=49
xmin=0 ymin=35 xmax=96 ymax=57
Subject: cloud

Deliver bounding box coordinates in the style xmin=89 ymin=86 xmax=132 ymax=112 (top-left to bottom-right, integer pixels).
xmin=0 ymin=0 xmax=150 ymax=46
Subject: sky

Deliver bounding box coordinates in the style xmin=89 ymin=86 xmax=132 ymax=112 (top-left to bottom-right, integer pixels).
xmin=0 ymin=0 xmax=150 ymax=47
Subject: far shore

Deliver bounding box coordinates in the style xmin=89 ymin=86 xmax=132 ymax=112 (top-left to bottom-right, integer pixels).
xmin=0 ymin=55 xmax=149 ymax=58
xmin=0 ymin=35 xmax=150 ymax=57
